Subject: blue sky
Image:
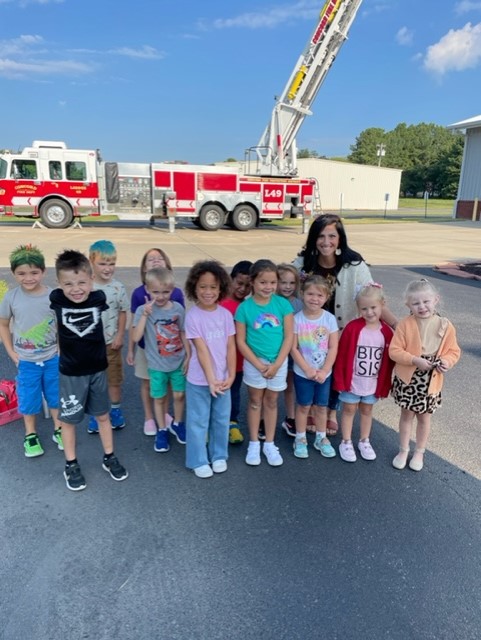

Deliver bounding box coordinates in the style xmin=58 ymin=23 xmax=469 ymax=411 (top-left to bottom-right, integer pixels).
xmin=1 ymin=0 xmax=480 ymax=164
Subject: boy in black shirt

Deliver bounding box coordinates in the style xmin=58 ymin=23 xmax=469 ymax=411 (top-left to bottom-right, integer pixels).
xmin=50 ymin=250 xmax=128 ymax=491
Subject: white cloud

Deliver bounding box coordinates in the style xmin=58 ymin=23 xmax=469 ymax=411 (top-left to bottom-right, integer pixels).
xmin=206 ymin=1 xmax=319 ymax=29
xmin=108 ymin=45 xmax=164 ymax=60
xmin=423 ymin=22 xmax=481 ymax=74
xmin=455 ymin=1 xmax=481 ymax=14
xmin=0 ymin=58 xmax=92 ymax=79
xmin=396 ymin=26 xmax=413 ymax=46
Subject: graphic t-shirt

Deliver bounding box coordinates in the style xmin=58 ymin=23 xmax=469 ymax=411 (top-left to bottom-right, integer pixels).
xmin=94 ymin=279 xmax=129 ymax=345
xmin=134 ymin=301 xmax=185 ymax=372
xmin=0 ymin=286 xmax=57 ymax=362
xmin=50 ymin=289 xmax=109 ymax=376
xmin=235 ymin=294 xmax=292 ymax=362
xmin=130 ymin=284 xmax=184 ymax=349
xmin=293 ymin=309 xmax=338 ymax=378
xmin=350 ymin=327 xmax=385 ymax=396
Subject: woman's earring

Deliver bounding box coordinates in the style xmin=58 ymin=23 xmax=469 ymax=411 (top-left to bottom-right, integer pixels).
xmin=335 ymin=248 xmax=341 ymax=256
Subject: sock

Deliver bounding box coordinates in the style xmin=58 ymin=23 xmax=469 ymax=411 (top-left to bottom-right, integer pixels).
xmin=103 ymin=452 xmax=114 ymax=462
xmin=249 ymin=440 xmax=260 ymax=447
xmin=158 ymin=427 xmax=168 ymax=432
xmin=296 ymin=432 xmax=306 ymax=440
xmin=66 ymin=458 xmax=77 ymax=466
xmin=317 ymin=431 xmax=326 ymax=439
xmin=111 ymin=403 xmax=120 ymax=409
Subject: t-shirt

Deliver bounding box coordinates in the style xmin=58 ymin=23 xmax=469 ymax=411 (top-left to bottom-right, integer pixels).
xmin=293 ymin=309 xmax=338 ymax=378
xmin=0 ymin=286 xmax=57 ymax=362
xmin=185 ymin=305 xmax=235 ymax=386
xmin=94 ymin=279 xmax=129 ymax=345
xmin=235 ymin=294 xmax=293 ymax=363
xmin=50 ymin=289 xmax=109 ymax=376
xmin=130 ymin=284 xmax=184 ymax=349
xmin=220 ymin=297 xmax=243 ymax=373
xmin=133 ymin=301 xmax=185 ymax=372
xmin=350 ymin=327 xmax=385 ymax=396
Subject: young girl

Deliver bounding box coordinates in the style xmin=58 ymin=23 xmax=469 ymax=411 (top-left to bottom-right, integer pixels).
xmin=389 ymin=279 xmax=460 ymax=472
xmin=184 ymin=260 xmax=236 ymax=479
xmin=235 ymin=259 xmax=293 ymax=467
xmin=333 ymin=283 xmax=394 ymax=463
xmin=291 ymin=275 xmax=338 ymax=459
xmin=277 ymin=263 xmax=303 ymax=438
xmin=127 ymin=248 xmax=185 ymax=436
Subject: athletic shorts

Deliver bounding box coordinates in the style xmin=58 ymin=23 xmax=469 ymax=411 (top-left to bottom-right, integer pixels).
xmin=17 ymin=355 xmax=59 ymax=415
xmin=58 ymin=370 xmax=110 ymax=425
xmin=149 ymin=366 xmax=186 ymax=398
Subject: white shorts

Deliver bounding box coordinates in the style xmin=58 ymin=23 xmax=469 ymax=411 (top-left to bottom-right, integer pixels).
xmin=243 ymin=357 xmax=288 ymax=392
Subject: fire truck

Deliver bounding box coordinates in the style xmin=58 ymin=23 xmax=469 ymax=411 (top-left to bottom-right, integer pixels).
xmin=0 ymin=0 xmax=362 ymax=230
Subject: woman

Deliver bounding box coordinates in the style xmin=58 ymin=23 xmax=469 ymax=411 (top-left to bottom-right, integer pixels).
xmin=293 ymin=214 xmax=397 ymax=434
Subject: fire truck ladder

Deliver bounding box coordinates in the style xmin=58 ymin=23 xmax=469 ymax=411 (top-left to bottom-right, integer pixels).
xmin=248 ymin=0 xmax=363 ymax=177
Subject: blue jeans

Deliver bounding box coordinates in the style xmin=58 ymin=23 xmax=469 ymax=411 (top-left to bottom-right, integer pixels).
xmin=230 ymin=371 xmax=243 ymax=422
xmin=185 ymin=382 xmax=231 ymax=469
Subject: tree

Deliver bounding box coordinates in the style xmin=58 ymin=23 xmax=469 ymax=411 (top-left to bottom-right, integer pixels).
xmin=348 ymin=128 xmax=386 ymax=165
xmin=297 ymin=148 xmax=320 ymax=158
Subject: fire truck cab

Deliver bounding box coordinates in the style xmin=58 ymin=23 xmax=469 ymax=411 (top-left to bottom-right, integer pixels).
xmin=0 ymin=141 xmax=99 ymax=228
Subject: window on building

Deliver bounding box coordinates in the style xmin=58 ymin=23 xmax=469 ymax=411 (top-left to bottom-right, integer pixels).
xmin=66 ymin=161 xmax=87 ymax=181
xmin=49 ymin=161 xmax=63 ymax=180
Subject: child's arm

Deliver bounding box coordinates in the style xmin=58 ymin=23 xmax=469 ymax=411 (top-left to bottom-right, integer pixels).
xmin=436 ymin=322 xmax=461 ymax=372
xmin=132 ymin=300 xmax=153 ymax=343
xmin=191 ymin=337 xmax=223 ymax=397
xmin=181 ymin=330 xmax=190 ymax=375
xmin=111 ymin=310 xmax=127 ymax=350
xmin=265 ymin=312 xmax=294 ymax=377
xmin=0 ymin=318 xmax=18 ymax=365
xmin=316 ymin=329 xmax=339 ymax=384
xmin=235 ymin=320 xmax=269 ymax=374
xmin=389 ymin=322 xmax=433 ymax=371
xmin=219 ymin=335 xmax=236 ymax=390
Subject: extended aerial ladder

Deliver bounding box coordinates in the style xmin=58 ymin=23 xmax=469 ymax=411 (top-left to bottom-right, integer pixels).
xmin=247 ymin=0 xmax=363 ymax=176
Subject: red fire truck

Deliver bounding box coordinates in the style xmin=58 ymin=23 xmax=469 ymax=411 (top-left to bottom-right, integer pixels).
xmin=0 ymin=0 xmax=362 ymax=230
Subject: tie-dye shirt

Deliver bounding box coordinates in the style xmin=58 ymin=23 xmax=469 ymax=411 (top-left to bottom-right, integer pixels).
xmin=235 ymin=294 xmax=293 ymax=362
xmin=293 ymin=309 xmax=338 ymax=378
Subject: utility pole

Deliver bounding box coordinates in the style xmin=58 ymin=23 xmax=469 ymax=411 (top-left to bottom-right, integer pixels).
xmin=376 ymin=143 xmax=386 ymax=167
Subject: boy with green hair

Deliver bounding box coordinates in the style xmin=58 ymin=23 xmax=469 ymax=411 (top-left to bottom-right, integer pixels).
xmin=87 ymin=240 xmax=129 ymax=433
xmin=0 ymin=244 xmax=63 ymax=457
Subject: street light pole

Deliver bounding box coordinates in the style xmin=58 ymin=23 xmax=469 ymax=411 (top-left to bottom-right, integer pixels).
xmin=376 ymin=143 xmax=386 ymax=167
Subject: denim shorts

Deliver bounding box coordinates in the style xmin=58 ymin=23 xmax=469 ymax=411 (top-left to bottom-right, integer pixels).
xmin=17 ymin=355 xmax=59 ymax=414
xmin=149 ymin=366 xmax=186 ymax=398
xmin=293 ymin=371 xmax=331 ymax=407
xmin=243 ymin=358 xmax=288 ymax=391
xmin=339 ymin=391 xmax=378 ymax=405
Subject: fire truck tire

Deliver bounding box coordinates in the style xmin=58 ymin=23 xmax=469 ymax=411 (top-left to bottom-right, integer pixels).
xmin=199 ymin=204 xmax=225 ymax=231
xmin=232 ymin=204 xmax=257 ymax=231
xmin=39 ymin=199 xmax=73 ymax=228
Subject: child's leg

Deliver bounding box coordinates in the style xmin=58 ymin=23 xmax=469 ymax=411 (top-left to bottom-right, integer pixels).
xmin=61 ymin=421 xmax=77 ymax=460
xmin=97 ymin=413 xmax=114 ymax=455
xmin=340 ymin=402 xmax=358 ymax=441
xmin=109 ymin=383 xmax=121 ymax=404
xmin=208 ymin=390 xmax=230 ymax=463
xmin=172 ymin=391 xmax=185 ymax=424
xmin=359 ymin=402 xmax=374 ymax=441
xmin=392 ymin=408 xmax=415 ymax=469
xmin=153 ymin=397 xmax=168 ymax=429
xmin=230 ymin=371 xmax=243 ymax=423
xmin=185 ymin=382 xmax=210 ymax=469
xmin=141 ymin=378 xmax=154 ymax=421
xmin=262 ymin=389 xmax=279 ymax=443
xmin=314 ymin=404 xmax=328 ymax=436
xmin=295 ymin=403 xmax=310 ymax=434
xmin=284 ymin=371 xmax=295 ymax=420
xmin=247 ymin=386 xmax=264 ymax=441
xmin=23 ymin=414 xmax=37 ymax=436
xmin=410 ymin=412 xmax=432 ymax=470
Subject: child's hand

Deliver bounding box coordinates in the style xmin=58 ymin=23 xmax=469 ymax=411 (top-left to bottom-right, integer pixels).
xmin=263 ymin=364 xmax=278 ymax=379
xmin=126 ymin=350 xmax=134 ymax=366
xmin=314 ymin=369 xmax=327 ymax=384
xmin=305 ymin=367 xmax=318 ymax=380
xmin=111 ymin=333 xmax=123 ymax=350
xmin=209 ymin=380 xmax=225 ymax=397
xmin=182 ymin=356 xmax=190 ymax=376
xmin=436 ymin=358 xmax=450 ymax=372
xmin=413 ymin=356 xmax=433 ymax=372
xmin=143 ymin=296 xmax=154 ymax=316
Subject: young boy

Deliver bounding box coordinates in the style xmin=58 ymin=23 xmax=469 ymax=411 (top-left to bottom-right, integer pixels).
xmin=132 ymin=268 xmax=188 ymax=453
xmin=87 ymin=240 xmax=129 ymax=433
xmin=0 ymin=244 xmax=63 ymax=457
xmin=219 ymin=260 xmax=252 ymax=444
xmin=50 ymin=249 xmax=128 ymax=491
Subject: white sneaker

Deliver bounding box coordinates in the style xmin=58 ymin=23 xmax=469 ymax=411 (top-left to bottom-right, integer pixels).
xmin=245 ymin=442 xmax=261 ymax=466
xmin=143 ymin=419 xmax=157 ymax=436
xmin=339 ymin=440 xmax=357 ymax=463
xmin=263 ymin=443 xmax=283 ymax=466
xmin=193 ymin=464 xmax=213 ymax=478
xmin=212 ymin=459 xmax=227 ymax=473
xmin=358 ymin=439 xmax=376 ymax=461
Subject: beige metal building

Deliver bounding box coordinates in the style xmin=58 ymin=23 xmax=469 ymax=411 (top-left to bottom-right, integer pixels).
xmin=447 ymin=114 xmax=481 ymax=221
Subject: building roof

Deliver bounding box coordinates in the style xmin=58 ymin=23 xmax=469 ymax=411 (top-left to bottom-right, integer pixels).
xmin=447 ymin=114 xmax=481 ymax=131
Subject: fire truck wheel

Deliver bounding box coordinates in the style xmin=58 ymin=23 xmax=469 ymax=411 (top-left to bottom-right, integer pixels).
xmin=39 ymin=199 xmax=73 ymax=228
xmin=232 ymin=204 xmax=257 ymax=231
xmin=199 ymin=204 xmax=225 ymax=231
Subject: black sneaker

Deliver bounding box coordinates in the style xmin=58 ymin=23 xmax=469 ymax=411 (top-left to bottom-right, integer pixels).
xmin=281 ymin=417 xmax=297 ymax=437
xmin=64 ymin=462 xmax=86 ymax=491
xmin=102 ymin=455 xmax=129 ymax=482
xmin=258 ymin=419 xmax=266 ymax=441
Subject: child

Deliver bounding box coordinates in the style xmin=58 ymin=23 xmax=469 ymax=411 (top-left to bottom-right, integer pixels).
xmin=132 ymin=268 xmax=188 ymax=453
xmin=88 ymin=240 xmax=129 ymax=433
xmin=184 ymin=260 xmax=236 ymax=478
xmin=277 ymin=263 xmax=303 ymax=437
xmin=291 ymin=275 xmax=338 ymax=459
xmin=127 ymin=248 xmax=185 ymax=436
xmin=389 ymin=279 xmax=460 ymax=472
xmin=50 ymin=249 xmax=128 ymax=491
xmin=219 ymin=260 xmax=252 ymax=444
xmin=0 ymin=244 xmax=63 ymax=457
xmin=235 ymin=259 xmax=293 ymax=467
xmin=333 ymin=283 xmax=394 ymax=462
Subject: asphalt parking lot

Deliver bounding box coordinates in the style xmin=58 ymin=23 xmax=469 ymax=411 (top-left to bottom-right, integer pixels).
xmin=1 ymin=220 xmax=481 ymax=639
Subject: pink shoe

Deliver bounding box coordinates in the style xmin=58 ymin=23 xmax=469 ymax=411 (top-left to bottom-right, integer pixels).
xmin=143 ymin=419 xmax=157 ymax=436
xmin=164 ymin=413 xmax=173 ymax=428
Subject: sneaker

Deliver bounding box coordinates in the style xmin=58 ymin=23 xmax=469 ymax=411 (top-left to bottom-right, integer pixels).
xmin=110 ymin=407 xmax=126 ymax=430
xmin=358 ymin=439 xmax=377 ymax=461
xmin=245 ymin=442 xmax=261 ymax=466
xmin=143 ymin=419 xmax=157 ymax=436
xmin=194 ymin=464 xmax=213 ymax=478
xmin=164 ymin=413 xmax=173 ymax=428
xmin=64 ymin=462 xmax=86 ymax=491
xmin=339 ymin=440 xmax=357 ymax=462
xmin=87 ymin=416 xmax=99 ymax=434
xmin=154 ymin=429 xmax=170 ymax=452
xmin=293 ymin=437 xmax=309 ymax=459
xmin=212 ymin=459 xmax=228 ymax=473
xmin=263 ymin=443 xmax=284 ymax=466
xmin=314 ymin=435 xmax=336 ymax=458
xmin=168 ymin=421 xmax=186 ymax=444
xmin=258 ymin=419 xmax=266 ymax=441
xmin=229 ymin=421 xmax=244 ymax=444
xmin=52 ymin=429 xmax=64 ymax=451
xmin=102 ymin=455 xmax=129 ymax=481
xmin=24 ymin=434 xmax=44 ymax=458
xmin=282 ymin=417 xmax=297 ymax=437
